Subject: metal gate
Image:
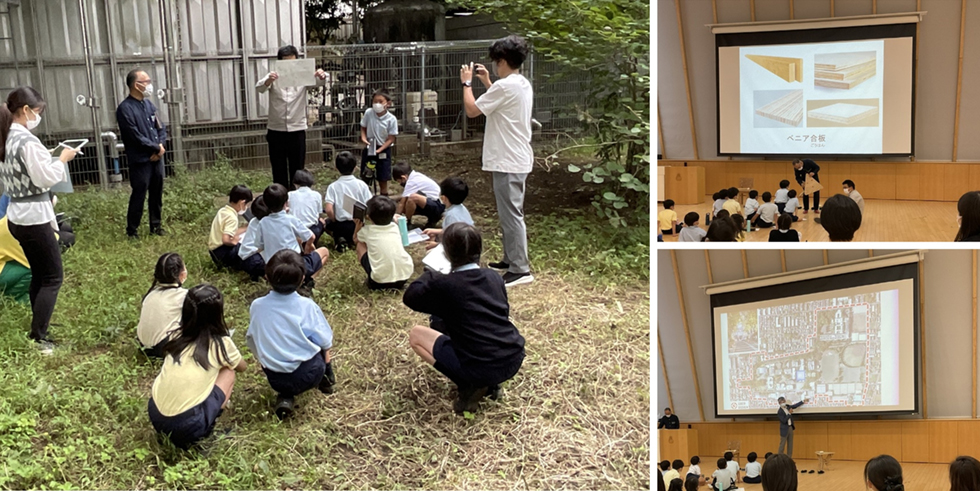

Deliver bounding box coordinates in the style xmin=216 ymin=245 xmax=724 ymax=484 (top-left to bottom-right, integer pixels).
xmin=0 ymin=1 xmax=589 ymax=188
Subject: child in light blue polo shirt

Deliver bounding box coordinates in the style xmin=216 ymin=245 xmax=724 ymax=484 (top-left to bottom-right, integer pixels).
xmin=247 ymin=250 xmax=336 ymax=420
xmin=254 ymin=184 xmax=330 ymax=286
xmin=288 ymin=169 xmax=325 ymax=242
xmin=423 ymin=176 xmax=473 ymax=247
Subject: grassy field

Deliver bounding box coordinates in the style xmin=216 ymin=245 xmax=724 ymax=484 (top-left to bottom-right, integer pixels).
xmin=0 ymin=148 xmax=651 ymax=490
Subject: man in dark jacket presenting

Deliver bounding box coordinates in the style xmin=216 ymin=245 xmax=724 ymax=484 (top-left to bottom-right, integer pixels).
xmin=658 ymin=407 xmax=680 ymax=429
xmin=793 ymin=158 xmax=821 ymax=214
xmin=117 ymin=68 xmax=167 ymax=239
xmin=777 ymin=396 xmax=808 ymax=458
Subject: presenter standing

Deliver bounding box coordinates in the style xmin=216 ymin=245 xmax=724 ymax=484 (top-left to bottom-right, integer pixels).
xmin=777 ymin=396 xmax=808 ymax=458
xmin=658 ymin=407 xmax=680 ymax=429
xmin=793 ymin=158 xmax=821 ymax=214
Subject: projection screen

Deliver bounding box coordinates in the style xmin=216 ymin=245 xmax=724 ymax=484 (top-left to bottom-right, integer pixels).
xmin=707 ymin=257 xmax=919 ymax=418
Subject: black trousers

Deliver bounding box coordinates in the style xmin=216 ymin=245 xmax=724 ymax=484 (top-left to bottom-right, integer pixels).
xmin=127 ymin=158 xmax=164 ymax=236
xmin=324 ymin=219 xmax=355 ymax=246
xmin=803 ymin=191 xmax=821 ymax=211
xmin=8 ymin=222 xmax=63 ymax=341
xmin=267 ymin=129 xmax=306 ymax=188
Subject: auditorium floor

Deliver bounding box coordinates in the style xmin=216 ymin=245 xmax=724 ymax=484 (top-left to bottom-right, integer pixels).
xmin=678 ymin=458 xmax=948 ymax=491
xmin=660 ymin=197 xmax=958 ymax=242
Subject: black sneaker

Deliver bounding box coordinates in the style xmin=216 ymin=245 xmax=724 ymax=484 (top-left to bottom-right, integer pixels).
xmin=318 ymin=363 xmax=336 ymax=394
xmin=150 ymin=227 xmax=167 ymax=236
xmin=453 ymin=386 xmax=489 ymax=415
xmin=274 ymin=396 xmax=295 ymax=420
xmin=335 ymin=238 xmax=348 ymax=253
xmin=487 ymin=385 xmax=502 ymax=401
xmin=127 ymin=233 xmax=140 ymax=240
xmin=502 ymin=272 xmax=534 ymax=288
xmin=488 ymin=260 xmax=510 ymax=271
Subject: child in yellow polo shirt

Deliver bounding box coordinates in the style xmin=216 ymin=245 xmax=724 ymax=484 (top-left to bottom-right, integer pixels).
xmin=208 ymin=185 xmax=252 ymax=270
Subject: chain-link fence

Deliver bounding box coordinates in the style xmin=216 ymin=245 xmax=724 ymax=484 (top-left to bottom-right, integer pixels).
xmin=23 ymin=40 xmax=589 ymax=188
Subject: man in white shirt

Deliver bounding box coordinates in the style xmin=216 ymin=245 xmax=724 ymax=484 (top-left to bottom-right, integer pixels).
xmin=256 ymin=45 xmax=327 ymax=189
xmin=842 ymin=179 xmax=865 ymax=215
xmin=461 ymin=35 xmax=534 ymax=287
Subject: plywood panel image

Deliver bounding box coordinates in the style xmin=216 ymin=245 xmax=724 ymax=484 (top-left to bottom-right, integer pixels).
xmin=755 ymin=90 xmax=803 ymax=126
xmin=807 ymin=103 xmax=879 ymax=125
xmin=813 ymin=51 xmax=877 ymax=90
xmin=746 ymin=54 xmax=804 ymax=82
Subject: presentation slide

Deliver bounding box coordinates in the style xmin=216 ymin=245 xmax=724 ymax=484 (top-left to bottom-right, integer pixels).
xmin=717 ymin=32 xmax=914 ymax=156
xmin=713 ymin=279 xmax=916 ymax=417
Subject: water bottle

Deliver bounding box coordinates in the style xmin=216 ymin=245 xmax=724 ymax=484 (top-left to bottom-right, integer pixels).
xmin=397 ymin=215 xmax=409 ymax=247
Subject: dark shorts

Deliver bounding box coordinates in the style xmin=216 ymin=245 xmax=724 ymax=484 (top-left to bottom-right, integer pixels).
xmin=303 ymin=250 xmax=323 ymax=280
xmin=325 ymin=219 xmax=356 ymax=246
xmin=262 ymin=351 xmax=326 ymax=398
xmin=431 ymin=334 xmax=524 ymax=389
xmin=361 ymin=147 xmax=392 ymax=182
xmin=416 ymin=196 xmax=446 ymax=224
xmin=242 ymin=253 xmax=265 ymax=280
xmin=148 ymin=385 xmax=226 ymax=449
xmin=309 ymin=222 xmax=325 ymax=243
xmin=743 ymin=476 xmax=762 ymax=484
xmin=210 ymin=244 xmax=242 ymax=270
xmin=359 ymin=253 xmax=406 ymax=291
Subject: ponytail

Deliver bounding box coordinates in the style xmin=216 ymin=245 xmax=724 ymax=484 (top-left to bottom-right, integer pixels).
xmin=0 ymin=103 xmax=11 ymax=162
xmin=0 ymin=87 xmax=46 ymax=162
xmin=144 ymin=252 xmax=185 ymax=300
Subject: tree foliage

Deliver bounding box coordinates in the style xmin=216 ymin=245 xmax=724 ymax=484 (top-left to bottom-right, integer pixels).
xmin=306 ymin=0 xmax=384 ymax=44
xmin=451 ymin=0 xmax=650 ymax=226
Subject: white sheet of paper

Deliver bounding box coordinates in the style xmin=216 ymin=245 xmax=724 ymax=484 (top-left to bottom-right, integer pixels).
xmin=406 ymin=229 xmax=430 ymax=245
xmin=343 ymin=193 xmax=363 ymax=217
xmin=274 ymin=58 xmax=316 ymax=87
xmin=422 ymin=244 xmax=452 ymax=274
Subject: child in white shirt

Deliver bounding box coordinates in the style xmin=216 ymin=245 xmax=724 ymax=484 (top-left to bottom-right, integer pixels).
xmin=744 ymin=190 xmax=760 ymax=222
xmin=743 ymin=452 xmax=762 ymax=484
xmin=784 ymin=189 xmax=803 ymax=221
xmin=288 ymin=169 xmax=325 ymax=242
xmin=679 ymin=212 xmax=707 ymax=242
xmin=775 ymin=180 xmax=791 ymax=213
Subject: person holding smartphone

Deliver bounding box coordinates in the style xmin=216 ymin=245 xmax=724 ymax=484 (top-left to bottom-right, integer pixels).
xmin=460 ymin=35 xmax=535 ymax=288
xmin=0 ymin=86 xmax=78 ymax=353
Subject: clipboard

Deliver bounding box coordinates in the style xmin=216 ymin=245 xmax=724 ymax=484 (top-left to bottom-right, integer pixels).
xmin=804 ymin=175 xmax=823 ymax=196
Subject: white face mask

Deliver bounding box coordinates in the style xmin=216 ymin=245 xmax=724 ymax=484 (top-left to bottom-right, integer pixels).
xmin=142 ymin=83 xmax=154 ymax=97
xmin=372 ymin=103 xmax=386 ymax=114
xmin=238 ymin=208 xmax=247 ymax=216
xmin=843 ymin=188 xmax=850 ymax=194
xmin=25 ymin=108 xmax=41 ymax=131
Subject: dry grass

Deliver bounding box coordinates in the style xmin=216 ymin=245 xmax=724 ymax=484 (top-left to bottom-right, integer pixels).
xmin=0 ymin=148 xmax=650 ymax=490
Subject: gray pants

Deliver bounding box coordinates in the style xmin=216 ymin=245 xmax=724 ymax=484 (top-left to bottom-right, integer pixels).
xmin=492 ymin=172 xmax=530 ymax=274
xmin=778 ymin=428 xmax=794 ymax=458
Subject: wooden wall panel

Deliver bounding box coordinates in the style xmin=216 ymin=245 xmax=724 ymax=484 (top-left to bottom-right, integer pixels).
xmin=896 ymin=163 xmax=922 ymax=200
xmin=928 ymin=421 xmax=960 ymax=463
xmin=658 ymin=160 xmax=980 ymax=202
xmin=945 ymin=165 xmax=973 ymax=201
xmin=919 ymin=163 xmax=946 ymax=201
xmin=682 ymin=421 xmax=980 ymax=464
xmin=902 ymin=422 xmax=929 ymax=463
xmin=852 ymin=163 xmax=897 ymax=200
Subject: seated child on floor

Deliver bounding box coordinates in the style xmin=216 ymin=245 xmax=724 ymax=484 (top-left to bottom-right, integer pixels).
xmin=288 ymin=169 xmax=325 ymax=243
xmin=208 ymin=185 xmax=252 ymax=270
xmin=784 ymin=189 xmax=802 ymax=221
xmin=744 ymin=190 xmax=760 ymax=222
xmin=403 ymin=223 xmax=526 ymax=415
xmin=354 ymin=195 xmax=414 ymax=290
xmin=658 ymin=199 xmax=682 ymax=235
xmin=678 ymin=212 xmax=706 ymax=242
xmin=754 ymin=192 xmax=779 ymax=229
xmin=255 ymin=184 xmax=330 ymax=286
xmin=323 ymin=151 xmax=374 ymax=252
xmin=743 ymin=452 xmax=762 ymax=484
xmin=246 ymin=250 xmax=335 ymax=420
xmin=237 ymin=196 xmax=270 ymax=281
xmin=423 ymin=176 xmax=473 ymax=248
xmin=712 ymin=457 xmax=737 ymax=491
xmin=147 ymin=284 xmax=247 ymax=449
xmin=392 ymin=162 xmax=444 ymax=228
xmin=775 ymin=180 xmax=790 ymax=214
xmin=137 ymin=252 xmax=188 ymax=358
